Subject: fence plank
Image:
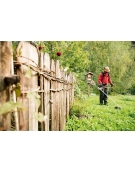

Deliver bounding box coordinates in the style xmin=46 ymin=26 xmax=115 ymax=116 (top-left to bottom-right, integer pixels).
xmin=64 ymin=72 xmax=67 ymax=128
xmin=39 ymin=52 xmax=44 ymax=130
xmin=71 ymin=75 xmax=75 ymax=104
xmin=59 ymin=68 xmax=65 ymax=131
xmin=11 ymin=54 xmax=19 ymax=131
xmin=50 ymin=59 xmax=57 ymax=130
xmin=66 ymin=74 xmax=70 ymax=116
xmin=43 ymin=53 xmax=50 ymax=131
xmin=17 ymin=41 xmax=39 ymax=131
xmin=63 ymin=72 xmax=67 ymax=123
xmin=55 ymin=60 xmax=60 ymax=130
xmin=0 ymin=41 xmax=12 ymax=131
xmin=69 ymin=73 xmax=73 ymax=109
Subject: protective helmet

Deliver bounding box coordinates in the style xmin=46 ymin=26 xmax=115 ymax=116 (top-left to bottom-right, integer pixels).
xmin=104 ymin=66 xmax=110 ymax=72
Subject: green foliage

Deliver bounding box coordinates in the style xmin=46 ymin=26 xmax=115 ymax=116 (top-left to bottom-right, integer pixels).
xmin=32 ymin=41 xmax=135 ymax=95
xmin=34 ymin=41 xmax=89 ymax=73
xmin=27 ymin=91 xmax=41 ymax=109
xmin=12 ymin=41 xmax=135 ymax=125
xmin=0 ymin=101 xmax=24 ymax=117
xmin=26 ymin=91 xmax=45 ymax=122
xmin=25 ymin=67 xmax=32 ymax=78
xmin=131 ymin=85 xmax=135 ymax=94
xmin=14 ymin=83 xmax=21 ymax=97
xmin=12 ymin=41 xmax=22 ymax=59
xmin=65 ymin=95 xmax=135 ymax=131
xmin=128 ymin=111 xmax=135 ymax=119
xmin=12 ymin=41 xmax=19 ymax=59
xmin=84 ymin=41 xmax=134 ymax=94
xmin=33 ymin=112 xmax=44 ymax=122
xmin=74 ymin=84 xmax=87 ymax=101
xmin=119 ymin=95 xmax=135 ymax=102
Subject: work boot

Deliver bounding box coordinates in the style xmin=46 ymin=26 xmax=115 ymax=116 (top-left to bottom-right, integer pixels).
xmin=104 ymin=101 xmax=108 ymax=106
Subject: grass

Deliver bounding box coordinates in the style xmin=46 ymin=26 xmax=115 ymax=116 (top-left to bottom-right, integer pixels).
xmin=65 ymin=94 xmax=135 ymax=131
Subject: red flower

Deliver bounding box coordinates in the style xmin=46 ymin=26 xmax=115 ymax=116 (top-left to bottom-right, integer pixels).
xmin=38 ymin=46 xmax=42 ymax=51
xmin=56 ymin=52 xmax=62 ymax=56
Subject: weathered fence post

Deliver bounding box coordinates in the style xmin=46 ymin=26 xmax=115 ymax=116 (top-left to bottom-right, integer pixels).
xmin=55 ymin=60 xmax=60 ymax=130
xmin=17 ymin=41 xmax=39 ymax=131
xmin=50 ymin=59 xmax=57 ymax=130
xmin=88 ymin=83 xmax=90 ymax=97
xmin=11 ymin=55 xmax=19 ymax=131
xmin=39 ymin=52 xmax=44 ymax=130
xmin=69 ymin=73 xmax=72 ymax=109
xmin=71 ymin=75 xmax=75 ymax=104
xmin=66 ymin=74 xmax=70 ymax=116
xmin=63 ymin=71 xmax=67 ymax=127
xmin=0 ymin=41 xmax=12 ymax=131
xmin=56 ymin=63 xmax=61 ymax=130
xmin=59 ymin=68 xmax=66 ymax=130
xmin=43 ymin=53 xmax=50 ymax=131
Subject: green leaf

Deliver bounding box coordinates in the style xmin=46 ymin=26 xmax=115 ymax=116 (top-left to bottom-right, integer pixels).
xmin=0 ymin=101 xmax=25 ymax=116
xmin=25 ymin=67 xmax=32 ymax=78
xmin=0 ymin=102 xmax=14 ymax=115
xmin=35 ymin=99 xmax=40 ymax=109
xmin=33 ymin=112 xmax=44 ymax=122
xmin=27 ymin=91 xmax=40 ymax=99
xmin=14 ymin=102 xmax=25 ymax=110
xmin=14 ymin=83 xmax=21 ymax=97
xmin=27 ymin=91 xmax=40 ymax=108
xmin=17 ymin=45 xmax=22 ymax=56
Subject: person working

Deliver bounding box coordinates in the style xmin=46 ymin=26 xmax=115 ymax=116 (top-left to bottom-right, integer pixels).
xmin=98 ymin=66 xmax=114 ymax=105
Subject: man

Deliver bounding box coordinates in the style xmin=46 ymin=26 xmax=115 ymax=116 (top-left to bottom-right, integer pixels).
xmin=98 ymin=66 xmax=114 ymax=105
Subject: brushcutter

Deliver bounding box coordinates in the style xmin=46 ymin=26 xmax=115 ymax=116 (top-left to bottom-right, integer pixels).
xmin=90 ymin=80 xmax=122 ymax=109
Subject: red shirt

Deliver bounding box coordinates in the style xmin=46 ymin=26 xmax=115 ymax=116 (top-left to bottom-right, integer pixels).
xmin=98 ymin=72 xmax=113 ymax=85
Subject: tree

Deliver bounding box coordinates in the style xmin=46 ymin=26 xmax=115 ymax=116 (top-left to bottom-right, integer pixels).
xmin=32 ymin=41 xmax=135 ymax=95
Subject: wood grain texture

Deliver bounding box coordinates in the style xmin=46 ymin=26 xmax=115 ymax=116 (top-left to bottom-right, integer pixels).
xmin=0 ymin=42 xmax=12 ymax=130
xmin=17 ymin=41 xmax=39 ymax=131
xmin=43 ymin=53 xmax=50 ymax=131
xmin=50 ymin=59 xmax=57 ymax=130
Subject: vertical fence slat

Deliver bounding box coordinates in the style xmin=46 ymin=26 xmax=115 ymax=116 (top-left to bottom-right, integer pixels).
xmin=60 ymin=68 xmax=65 ymax=131
xmin=43 ymin=53 xmax=50 ymax=131
xmin=17 ymin=41 xmax=39 ymax=131
xmin=66 ymin=74 xmax=70 ymax=116
xmin=63 ymin=73 xmax=67 ymax=121
xmin=50 ymin=59 xmax=57 ymax=130
xmin=69 ymin=73 xmax=75 ymax=109
xmin=55 ymin=60 xmax=60 ymax=130
xmin=0 ymin=41 xmax=12 ymax=131
xmin=69 ymin=73 xmax=72 ymax=109
xmin=71 ymin=75 xmax=75 ymax=104
xmin=39 ymin=52 xmax=44 ymax=131
xmin=11 ymin=56 xmax=19 ymax=131
xmin=58 ymin=66 xmax=62 ymax=130
xmin=63 ymin=71 xmax=67 ymax=126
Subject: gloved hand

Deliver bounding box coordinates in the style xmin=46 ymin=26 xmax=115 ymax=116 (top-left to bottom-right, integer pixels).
xmin=111 ymin=83 xmax=114 ymax=87
xmin=98 ymin=84 xmax=103 ymax=88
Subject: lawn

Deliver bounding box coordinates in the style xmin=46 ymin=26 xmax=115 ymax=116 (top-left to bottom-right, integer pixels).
xmin=65 ymin=94 xmax=135 ymax=131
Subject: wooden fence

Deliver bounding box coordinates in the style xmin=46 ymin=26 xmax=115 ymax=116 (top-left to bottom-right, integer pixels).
xmin=0 ymin=41 xmax=75 ymax=131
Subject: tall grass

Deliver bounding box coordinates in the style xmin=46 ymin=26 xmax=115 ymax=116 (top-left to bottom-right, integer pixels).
xmin=65 ymin=94 xmax=135 ymax=131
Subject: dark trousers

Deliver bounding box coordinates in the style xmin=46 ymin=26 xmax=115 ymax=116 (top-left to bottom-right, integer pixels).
xmin=99 ymin=86 xmax=108 ymax=105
